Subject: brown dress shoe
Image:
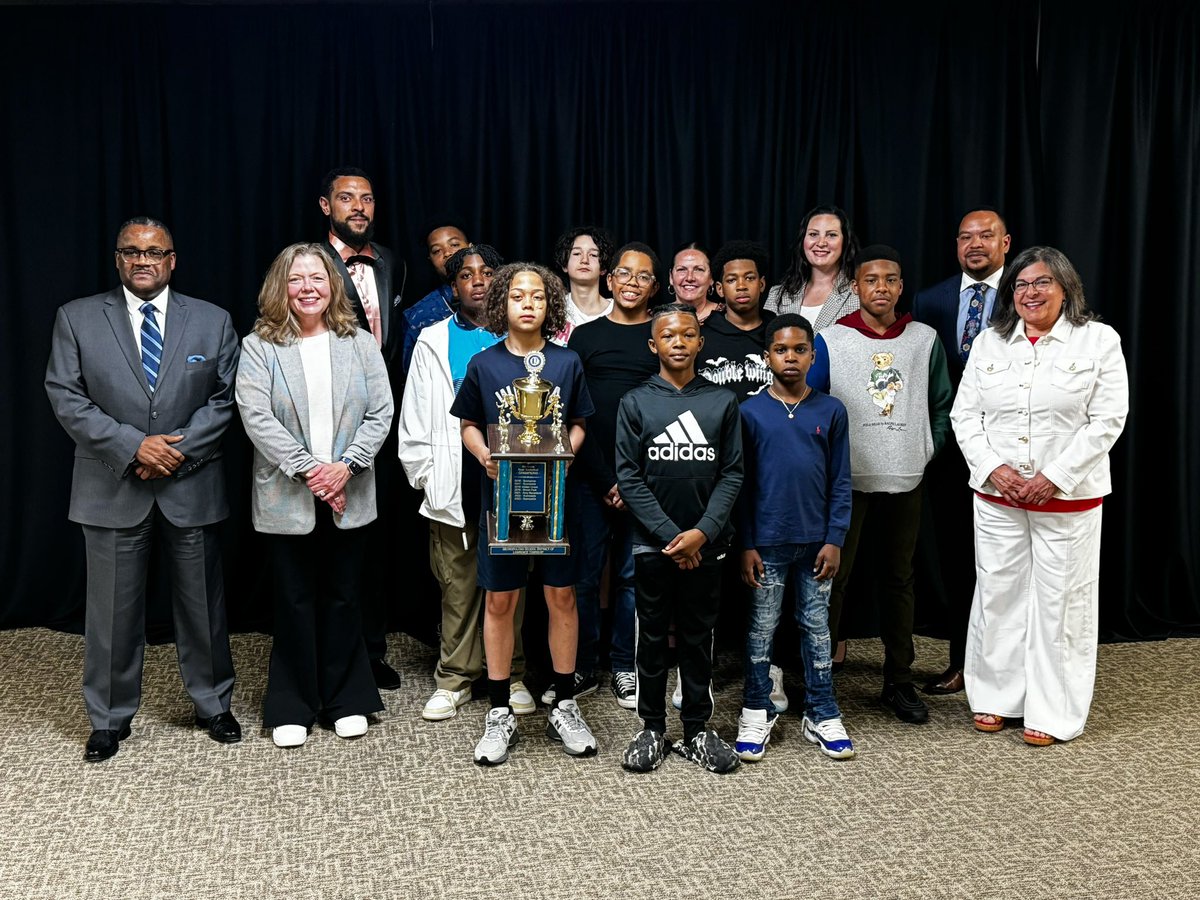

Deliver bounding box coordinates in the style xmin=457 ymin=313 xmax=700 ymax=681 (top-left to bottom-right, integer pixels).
xmin=922 ymin=667 xmax=965 ymax=695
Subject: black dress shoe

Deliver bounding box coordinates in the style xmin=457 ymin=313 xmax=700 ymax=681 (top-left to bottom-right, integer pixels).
xmin=922 ymin=667 xmax=965 ymax=695
xmin=880 ymin=682 xmax=930 ymax=724
xmin=84 ymin=725 xmax=132 ymax=762
xmin=195 ymin=710 xmax=243 ymax=744
xmin=370 ymin=658 xmax=402 ymax=691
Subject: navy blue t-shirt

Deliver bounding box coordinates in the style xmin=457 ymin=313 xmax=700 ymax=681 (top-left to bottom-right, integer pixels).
xmin=450 ymin=340 xmax=595 ymax=513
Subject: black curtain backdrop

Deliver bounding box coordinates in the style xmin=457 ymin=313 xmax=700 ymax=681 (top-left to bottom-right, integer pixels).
xmin=2 ymin=1 xmax=1196 ymax=644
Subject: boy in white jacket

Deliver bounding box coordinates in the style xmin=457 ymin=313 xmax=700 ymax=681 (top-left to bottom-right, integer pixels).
xmin=397 ymin=245 xmax=532 ymax=721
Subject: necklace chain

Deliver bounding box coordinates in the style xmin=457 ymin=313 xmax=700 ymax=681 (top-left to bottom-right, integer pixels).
xmin=768 ymin=385 xmax=811 ymax=418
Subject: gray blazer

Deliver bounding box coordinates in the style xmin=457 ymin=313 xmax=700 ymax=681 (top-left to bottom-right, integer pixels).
xmin=236 ymin=328 xmax=394 ymax=534
xmin=45 ymin=288 xmax=239 ymax=528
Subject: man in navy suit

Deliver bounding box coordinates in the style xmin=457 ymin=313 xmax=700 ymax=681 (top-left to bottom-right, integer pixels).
xmin=911 ymin=207 xmax=1011 ymax=694
xmin=45 ymin=217 xmax=241 ymax=761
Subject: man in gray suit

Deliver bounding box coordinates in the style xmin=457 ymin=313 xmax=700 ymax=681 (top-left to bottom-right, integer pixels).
xmin=45 ymin=217 xmax=242 ymax=761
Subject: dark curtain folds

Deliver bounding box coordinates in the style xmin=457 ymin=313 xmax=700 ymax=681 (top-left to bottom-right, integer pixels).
xmin=1 ymin=1 xmax=1196 ymax=642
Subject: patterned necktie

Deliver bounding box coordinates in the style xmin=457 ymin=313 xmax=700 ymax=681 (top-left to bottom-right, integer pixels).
xmin=140 ymin=302 xmax=162 ymax=391
xmin=959 ymin=283 xmax=985 ymax=363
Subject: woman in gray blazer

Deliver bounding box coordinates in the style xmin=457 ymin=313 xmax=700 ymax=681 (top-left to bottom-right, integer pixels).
xmin=236 ymin=243 xmax=394 ymax=748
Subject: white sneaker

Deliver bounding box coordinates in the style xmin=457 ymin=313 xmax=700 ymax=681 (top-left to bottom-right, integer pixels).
xmin=272 ymin=725 xmax=307 ymax=748
xmin=769 ymin=665 xmax=789 ymax=713
xmin=333 ymin=715 xmax=367 ymax=738
xmin=509 ymin=681 xmax=536 ymax=716
xmin=422 ymin=688 xmax=469 ymax=721
xmin=545 ymin=698 xmax=598 ymax=757
xmin=474 ymin=707 xmax=518 ymax=766
xmin=735 ymin=707 xmax=778 ymax=761
xmin=671 ymin=668 xmax=683 ymax=710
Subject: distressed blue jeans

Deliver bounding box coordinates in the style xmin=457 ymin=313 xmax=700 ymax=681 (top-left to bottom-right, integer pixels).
xmin=743 ymin=543 xmax=841 ymax=722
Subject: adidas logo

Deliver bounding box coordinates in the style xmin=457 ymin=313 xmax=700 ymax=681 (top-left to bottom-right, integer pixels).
xmin=648 ymin=410 xmax=717 ymax=462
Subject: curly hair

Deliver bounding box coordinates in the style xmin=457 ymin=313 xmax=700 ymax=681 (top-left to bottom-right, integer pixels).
xmin=553 ymin=225 xmax=616 ymax=274
xmin=992 ymin=246 xmax=1097 ymax=339
xmin=483 ymin=262 xmax=567 ymax=338
xmin=445 ymin=244 xmax=505 ymax=282
xmin=712 ymin=239 xmax=771 ymax=282
xmin=778 ymin=205 xmax=859 ymax=296
xmin=253 ymin=243 xmax=360 ymax=344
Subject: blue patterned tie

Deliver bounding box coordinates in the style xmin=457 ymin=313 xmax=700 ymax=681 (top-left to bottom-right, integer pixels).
xmin=140 ymin=302 xmax=162 ymax=391
xmin=959 ymin=283 xmax=985 ymax=363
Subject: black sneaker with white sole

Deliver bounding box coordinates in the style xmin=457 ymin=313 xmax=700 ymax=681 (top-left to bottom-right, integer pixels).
xmin=540 ymin=672 xmax=599 ymax=706
xmin=610 ymin=671 xmax=637 ymax=710
xmin=671 ymin=728 xmax=740 ymax=773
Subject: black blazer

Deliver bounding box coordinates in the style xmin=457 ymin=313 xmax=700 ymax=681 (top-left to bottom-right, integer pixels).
xmin=322 ymin=240 xmax=407 ymax=369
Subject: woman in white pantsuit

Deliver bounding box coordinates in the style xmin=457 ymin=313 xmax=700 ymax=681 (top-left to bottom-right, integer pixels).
xmin=950 ymin=246 xmax=1128 ymax=746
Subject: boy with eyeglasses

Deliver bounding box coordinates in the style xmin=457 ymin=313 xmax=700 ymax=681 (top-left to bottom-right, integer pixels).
xmin=564 ymin=242 xmax=662 ymax=710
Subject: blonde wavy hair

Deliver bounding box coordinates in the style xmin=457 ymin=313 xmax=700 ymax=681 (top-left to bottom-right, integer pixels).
xmin=253 ymin=243 xmax=361 ymax=344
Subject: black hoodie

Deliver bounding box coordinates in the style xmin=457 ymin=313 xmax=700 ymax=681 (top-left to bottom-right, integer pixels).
xmin=614 ymin=374 xmax=744 ymax=550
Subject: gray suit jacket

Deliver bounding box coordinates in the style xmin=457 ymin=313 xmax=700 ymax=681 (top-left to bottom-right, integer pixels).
xmin=235 ymin=328 xmax=394 ymax=534
xmin=45 ymin=288 xmax=239 ymax=528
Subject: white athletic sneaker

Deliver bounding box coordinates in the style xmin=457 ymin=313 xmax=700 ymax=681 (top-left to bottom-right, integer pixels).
xmin=474 ymin=707 xmax=519 ymax=766
xmin=545 ymin=699 xmax=598 ymax=757
xmin=671 ymin=668 xmax=683 ymax=710
xmin=333 ymin=715 xmax=367 ymax=738
xmin=509 ymin=681 xmax=536 ymax=716
xmin=735 ymin=707 xmax=778 ymax=761
xmin=272 ymin=725 xmax=307 ymax=748
xmin=769 ymin=665 xmax=789 ymax=713
xmin=422 ymin=688 xmax=469 ymax=721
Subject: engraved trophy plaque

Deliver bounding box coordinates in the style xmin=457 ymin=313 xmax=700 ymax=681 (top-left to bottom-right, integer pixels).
xmin=487 ymin=350 xmax=572 ymax=555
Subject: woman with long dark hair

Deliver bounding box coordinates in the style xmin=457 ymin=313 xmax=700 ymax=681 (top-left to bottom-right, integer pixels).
xmin=764 ymin=205 xmax=860 ymax=332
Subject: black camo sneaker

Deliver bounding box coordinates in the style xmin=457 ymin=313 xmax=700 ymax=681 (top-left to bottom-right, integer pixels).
xmin=671 ymin=728 xmax=740 ymax=773
xmin=622 ymin=729 xmax=666 ymax=772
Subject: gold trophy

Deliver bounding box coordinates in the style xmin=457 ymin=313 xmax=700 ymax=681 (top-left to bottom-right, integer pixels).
xmin=496 ymin=350 xmax=565 ymax=453
xmin=488 ymin=350 xmax=571 ymax=553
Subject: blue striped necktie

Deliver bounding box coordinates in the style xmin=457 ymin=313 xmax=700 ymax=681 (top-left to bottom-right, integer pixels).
xmin=140 ymin=301 xmax=163 ymax=391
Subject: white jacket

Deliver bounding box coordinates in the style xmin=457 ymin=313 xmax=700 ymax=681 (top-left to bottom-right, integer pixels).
xmin=397 ymin=317 xmax=488 ymax=527
xmin=951 ymin=316 xmax=1128 ymax=500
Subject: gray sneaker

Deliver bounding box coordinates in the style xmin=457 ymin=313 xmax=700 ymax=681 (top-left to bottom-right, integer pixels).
xmin=672 ymin=728 xmax=740 ymax=773
xmin=622 ymin=729 xmax=666 ymax=772
xmin=474 ymin=707 xmax=519 ymax=766
xmin=545 ymin=699 xmax=598 ymax=756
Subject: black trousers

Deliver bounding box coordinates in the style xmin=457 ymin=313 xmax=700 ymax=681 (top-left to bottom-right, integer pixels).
xmin=264 ymin=510 xmax=383 ymax=727
xmin=635 ymin=551 xmax=724 ymax=740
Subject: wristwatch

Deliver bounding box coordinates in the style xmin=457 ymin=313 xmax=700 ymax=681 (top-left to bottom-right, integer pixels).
xmin=340 ymin=456 xmax=363 ymax=477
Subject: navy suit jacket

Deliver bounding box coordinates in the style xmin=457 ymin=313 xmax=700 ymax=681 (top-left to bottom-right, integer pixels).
xmin=912 ymin=274 xmax=969 ymax=388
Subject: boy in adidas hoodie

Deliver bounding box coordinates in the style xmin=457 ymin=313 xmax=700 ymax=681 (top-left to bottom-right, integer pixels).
xmin=808 ymin=245 xmax=952 ymax=726
xmin=615 ymin=303 xmax=744 ymax=773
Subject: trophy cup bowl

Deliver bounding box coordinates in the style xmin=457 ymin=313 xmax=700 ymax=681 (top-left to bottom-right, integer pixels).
xmin=512 ymin=374 xmax=552 ymax=446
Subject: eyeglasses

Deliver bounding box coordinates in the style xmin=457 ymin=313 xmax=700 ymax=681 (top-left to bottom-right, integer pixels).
xmin=1013 ymin=276 xmax=1055 ymax=294
xmin=611 ymin=267 xmax=655 ymax=286
xmin=117 ymin=247 xmax=174 ymax=263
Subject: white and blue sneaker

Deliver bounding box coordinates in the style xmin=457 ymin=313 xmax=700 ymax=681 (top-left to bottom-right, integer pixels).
xmin=735 ymin=707 xmax=778 ymax=761
xmin=802 ymin=715 xmax=855 ymax=760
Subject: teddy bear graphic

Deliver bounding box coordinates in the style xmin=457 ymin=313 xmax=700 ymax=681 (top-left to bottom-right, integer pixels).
xmin=867 ymin=351 xmax=903 ymax=416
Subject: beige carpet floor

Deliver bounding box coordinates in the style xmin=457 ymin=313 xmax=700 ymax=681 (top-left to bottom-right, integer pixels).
xmin=0 ymin=627 xmax=1197 ymax=899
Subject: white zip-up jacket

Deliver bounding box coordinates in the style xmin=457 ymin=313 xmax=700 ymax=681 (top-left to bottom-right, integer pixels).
xmin=951 ymin=316 xmax=1128 ymax=500
xmin=397 ymin=317 xmax=474 ymax=527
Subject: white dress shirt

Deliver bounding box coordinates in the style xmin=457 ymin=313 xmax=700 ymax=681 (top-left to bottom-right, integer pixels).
xmin=123 ymin=286 xmax=169 ymax=360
